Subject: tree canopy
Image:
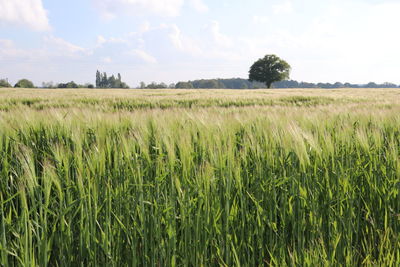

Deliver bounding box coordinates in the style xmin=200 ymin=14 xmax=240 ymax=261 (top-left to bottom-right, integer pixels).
xmin=95 ymin=70 xmax=129 ymax=88
xmin=14 ymin=79 xmax=34 ymax=88
xmin=249 ymin=55 xmax=291 ymax=88
xmin=0 ymin=79 xmax=11 ymax=88
xmin=175 ymin=82 xmax=194 ymax=89
xmin=57 ymin=81 xmax=79 ymax=88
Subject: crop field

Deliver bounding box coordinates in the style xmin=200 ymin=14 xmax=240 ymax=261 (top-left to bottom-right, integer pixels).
xmin=0 ymin=88 xmax=399 ymax=266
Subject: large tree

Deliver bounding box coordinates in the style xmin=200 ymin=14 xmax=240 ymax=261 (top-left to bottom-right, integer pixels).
xmin=14 ymin=79 xmax=34 ymax=88
xmin=249 ymin=54 xmax=291 ymax=88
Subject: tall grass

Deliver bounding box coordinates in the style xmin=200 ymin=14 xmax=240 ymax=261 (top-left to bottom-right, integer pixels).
xmin=0 ymin=90 xmax=399 ymax=266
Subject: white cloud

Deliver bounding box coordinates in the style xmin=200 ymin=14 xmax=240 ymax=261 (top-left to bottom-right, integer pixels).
xmin=209 ymin=21 xmax=233 ymax=48
xmin=139 ymin=21 xmax=151 ymax=33
xmin=96 ymin=35 xmax=107 ymax=47
xmin=0 ymin=39 xmax=30 ymax=59
xmin=252 ymin=15 xmax=269 ymax=24
xmin=189 ymin=0 xmax=208 ymax=13
xmin=0 ymin=38 xmax=48 ymax=61
xmin=0 ymin=0 xmax=50 ymax=31
xmin=128 ymin=49 xmax=157 ymax=64
xmin=0 ymin=39 xmax=15 ymax=50
xmin=273 ymin=1 xmax=293 ymax=15
xmin=168 ymin=25 xmax=184 ymax=50
xmin=44 ymin=36 xmax=90 ymax=57
xmin=101 ymin=57 xmax=112 ymax=63
xmin=93 ymin=0 xmax=209 ymax=19
xmin=96 ymin=35 xmax=132 ymax=48
xmin=167 ymin=24 xmax=202 ymax=55
xmin=93 ymin=0 xmax=185 ymax=19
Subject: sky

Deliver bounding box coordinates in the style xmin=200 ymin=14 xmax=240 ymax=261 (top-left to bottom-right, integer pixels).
xmin=1 ymin=0 xmax=400 ymax=87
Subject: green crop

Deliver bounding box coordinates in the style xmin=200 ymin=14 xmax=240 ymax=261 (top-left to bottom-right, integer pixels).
xmin=0 ymin=88 xmax=399 ymax=266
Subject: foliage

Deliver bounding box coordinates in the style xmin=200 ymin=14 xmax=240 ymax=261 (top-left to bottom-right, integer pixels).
xmin=175 ymin=78 xmax=261 ymax=89
xmin=14 ymin=79 xmax=34 ymax=88
xmin=174 ymin=78 xmax=400 ymax=89
xmin=175 ymin=82 xmax=194 ymax=89
xmin=41 ymin=81 xmax=94 ymax=89
xmin=57 ymin=81 xmax=78 ymax=88
xmin=139 ymin=81 xmax=146 ymax=89
xmin=191 ymin=79 xmax=226 ymax=89
xmin=42 ymin=81 xmax=56 ymax=88
xmin=96 ymin=70 xmax=129 ymax=88
xmin=144 ymin=82 xmax=168 ymax=89
xmin=0 ymin=79 xmax=11 ymax=88
xmin=249 ymin=54 xmax=291 ymax=88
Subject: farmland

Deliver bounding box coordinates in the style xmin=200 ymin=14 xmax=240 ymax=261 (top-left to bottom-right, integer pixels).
xmin=0 ymin=88 xmax=399 ymax=266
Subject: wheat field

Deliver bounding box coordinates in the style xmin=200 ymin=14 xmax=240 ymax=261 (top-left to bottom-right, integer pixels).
xmin=0 ymin=88 xmax=399 ymax=266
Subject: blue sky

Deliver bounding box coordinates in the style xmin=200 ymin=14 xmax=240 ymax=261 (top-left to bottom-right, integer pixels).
xmin=1 ymin=0 xmax=400 ymax=87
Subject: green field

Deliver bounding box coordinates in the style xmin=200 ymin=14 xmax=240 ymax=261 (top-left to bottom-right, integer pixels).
xmin=0 ymin=88 xmax=399 ymax=266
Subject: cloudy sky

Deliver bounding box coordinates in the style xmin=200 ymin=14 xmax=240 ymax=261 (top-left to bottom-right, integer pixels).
xmin=1 ymin=0 xmax=400 ymax=87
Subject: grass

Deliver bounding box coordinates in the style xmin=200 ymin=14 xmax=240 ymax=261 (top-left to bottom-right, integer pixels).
xmin=0 ymin=88 xmax=399 ymax=266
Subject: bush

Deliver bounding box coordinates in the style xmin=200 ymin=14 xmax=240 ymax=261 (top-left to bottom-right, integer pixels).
xmin=57 ymin=81 xmax=78 ymax=88
xmin=14 ymin=79 xmax=34 ymax=88
xmin=0 ymin=79 xmax=11 ymax=88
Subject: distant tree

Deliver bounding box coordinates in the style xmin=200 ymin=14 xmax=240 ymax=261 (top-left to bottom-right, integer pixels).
xmin=101 ymin=72 xmax=108 ymax=88
xmin=202 ymin=80 xmax=221 ymax=88
xmin=42 ymin=81 xmax=55 ymax=88
xmin=67 ymin=81 xmax=78 ymax=88
xmin=146 ymin=82 xmax=168 ymax=89
xmin=219 ymin=78 xmax=249 ymax=89
xmin=146 ymin=82 xmax=155 ymax=89
xmin=109 ymin=75 xmax=116 ymax=88
xmin=14 ymin=79 xmax=34 ymax=88
xmin=175 ymin=81 xmax=195 ymax=89
xmin=333 ymin=82 xmax=344 ymax=88
xmin=249 ymin=55 xmax=291 ymax=88
xmin=96 ymin=70 xmax=101 ymax=88
xmin=298 ymin=82 xmax=318 ymax=88
xmin=0 ymin=79 xmax=11 ymax=88
xmin=366 ymin=82 xmax=378 ymax=88
xmin=317 ymin=83 xmax=327 ymax=88
xmin=57 ymin=81 xmax=78 ymax=88
xmin=139 ymin=82 xmax=146 ymax=89
xmin=382 ymin=82 xmax=397 ymax=88
xmin=120 ymin=82 xmax=129 ymax=89
xmin=191 ymin=79 xmax=224 ymax=89
xmin=96 ymin=71 xmax=128 ymax=88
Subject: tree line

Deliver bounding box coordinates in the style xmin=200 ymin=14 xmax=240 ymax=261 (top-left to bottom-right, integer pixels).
xmin=173 ymin=78 xmax=400 ymax=89
xmin=1 ymin=77 xmax=399 ymax=90
xmin=0 ymin=71 xmax=129 ymax=89
xmin=0 ymin=78 xmax=95 ymax=89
